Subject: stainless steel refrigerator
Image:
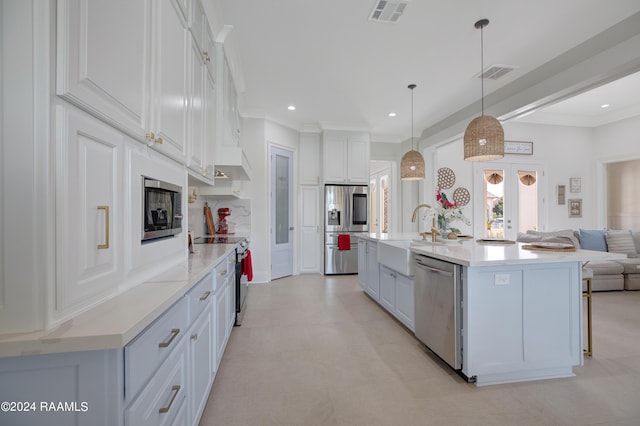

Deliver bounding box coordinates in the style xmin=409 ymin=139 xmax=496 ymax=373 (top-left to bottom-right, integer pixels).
xmin=324 ymin=184 xmax=369 ymax=274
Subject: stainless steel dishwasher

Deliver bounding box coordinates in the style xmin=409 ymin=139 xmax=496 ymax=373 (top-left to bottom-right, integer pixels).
xmin=414 ymin=254 xmax=462 ymax=370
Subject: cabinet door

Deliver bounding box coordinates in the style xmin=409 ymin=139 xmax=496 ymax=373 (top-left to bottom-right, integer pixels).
xmin=227 ymin=272 xmax=236 ymax=333
xmin=55 ymin=106 xmax=123 ymax=313
xmin=57 ymin=0 xmax=148 ymax=139
xmin=299 ymin=133 xmax=320 ymax=185
xmin=395 ymin=274 xmax=415 ymax=331
xmin=366 ymin=244 xmax=379 ymax=300
xmin=188 ymin=39 xmax=206 ymax=175
xmin=215 ymin=286 xmax=227 ymax=366
xmin=357 ymin=240 xmax=367 ymax=289
xmin=223 ymin=61 xmax=240 ymax=147
xmin=203 ymin=71 xmax=216 ymax=176
xmin=300 ymin=186 xmax=320 ymax=273
xmin=190 ymin=306 xmax=213 ymax=425
xmin=379 ymin=266 xmax=396 ymax=312
xmin=347 ymin=138 xmax=370 ymax=183
xmin=322 ymin=135 xmax=347 ymax=183
xmin=150 ymin=0 xmax=189 ymax=162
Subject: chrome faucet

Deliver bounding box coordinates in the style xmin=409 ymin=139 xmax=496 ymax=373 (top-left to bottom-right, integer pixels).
xmin=411 ymin=204 xmax=438 ymax=243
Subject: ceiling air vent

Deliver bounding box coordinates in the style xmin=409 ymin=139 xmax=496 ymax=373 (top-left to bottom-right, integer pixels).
xmin=369 ymin=0 xmax=410 ymax=23
xmin=475 ymin=64 xmax=518 ymax=80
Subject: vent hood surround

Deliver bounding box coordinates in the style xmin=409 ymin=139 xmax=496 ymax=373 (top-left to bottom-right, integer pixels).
xmin=214 ymin=146 xmax=252 ymax=181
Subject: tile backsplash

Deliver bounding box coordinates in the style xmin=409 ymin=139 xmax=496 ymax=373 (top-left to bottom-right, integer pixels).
xmin=188 ymin=196 xmax=251 ymax=236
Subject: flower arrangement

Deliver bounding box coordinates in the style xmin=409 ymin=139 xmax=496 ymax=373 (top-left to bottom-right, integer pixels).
xmin=434 ymin=188 xmax=470 ymax=233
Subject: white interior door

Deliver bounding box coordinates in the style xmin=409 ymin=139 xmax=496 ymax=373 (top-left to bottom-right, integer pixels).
xmin=271 ymin=146 xmax=294 ymax=280
xmin=473 ymin=162 xmax=546 ymax=240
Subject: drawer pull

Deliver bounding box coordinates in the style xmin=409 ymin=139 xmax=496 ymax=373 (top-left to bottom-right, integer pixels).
xmin=158 ymin=385 xmax=180 ymax=414
xmin=199 ymin=291 xmax=211 ymax=301
xmin=158 ymin=328 xmax=180 ymax=348
xmin=217 ymin=270 xmax=228 ymax=276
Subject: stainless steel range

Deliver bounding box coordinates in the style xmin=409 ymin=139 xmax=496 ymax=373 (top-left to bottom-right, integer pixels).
xmin=193 ymin=235 xmax=250 ymax=326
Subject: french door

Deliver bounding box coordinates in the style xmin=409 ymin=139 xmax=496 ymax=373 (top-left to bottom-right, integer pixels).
xmin=270 ymin=146 xmax=294 ymax=280
xmin=473 ymin=162 xmax=546 ymax=240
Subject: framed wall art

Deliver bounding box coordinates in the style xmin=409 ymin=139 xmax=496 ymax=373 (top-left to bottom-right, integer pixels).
xmin=557 ymin=185 xmax=566 ymax=205
xmin=504 ymin=141 xmax=533 ymax=155
xmin=568 ymin=198 xmax=582 ymax=218
xmin=570 ymin=177 xmax=581 ymax=193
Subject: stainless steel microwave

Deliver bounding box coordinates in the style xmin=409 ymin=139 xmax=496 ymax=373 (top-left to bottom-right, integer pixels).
xmin=142 ymin=176 xmax=183 ymax=242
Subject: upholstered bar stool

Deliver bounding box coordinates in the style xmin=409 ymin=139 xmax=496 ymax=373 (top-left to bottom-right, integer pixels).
xmin=582 ymin=267 xmax=593 ymax=356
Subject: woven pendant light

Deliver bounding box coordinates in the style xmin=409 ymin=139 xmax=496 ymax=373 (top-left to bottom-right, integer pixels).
xmin=464 ymin=19 xmax=504 ymax=162
xmin=401 ymin=84 xmax=425 ymax=180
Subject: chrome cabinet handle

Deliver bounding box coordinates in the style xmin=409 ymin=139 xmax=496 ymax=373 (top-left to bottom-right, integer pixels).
xmin=159 ymin=385 xmax=181 ymax=414
xmin=97 ymin=206 xmax=110 ymax=249
xmin=158 ymin=328 xmax=180 ymax=348
xmin=199 ymin=291 xmax=211 ymax=301
xmin=191 ymin=333 xmax=198 ymax=341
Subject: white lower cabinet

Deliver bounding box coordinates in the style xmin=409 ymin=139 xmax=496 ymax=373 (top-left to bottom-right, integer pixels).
xmin=379 ymin=266 xmax=396 ymax=312
xmin=0 ymin=254 xmax=236 ymax=426
xmin=189 ymin=304 xmax=213 ymax=424
xmin=125 ymin=339 xmax=188 ymax=426
xmin=395 ymin=273 xmax=415 ymax=332
xmin=365 ymin=242 xmax=379 ymax=301
xmin=379 ymin=265 xmax=415 ymax=332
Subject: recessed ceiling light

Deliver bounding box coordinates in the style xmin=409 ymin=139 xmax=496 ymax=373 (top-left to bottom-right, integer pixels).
xmin=288 ymin=105 xmax=296 ymax=111
xmin=601 ymin=104 xmax=610 ymax=108
xmin=388 ymin=112 xmax=397 ymax=117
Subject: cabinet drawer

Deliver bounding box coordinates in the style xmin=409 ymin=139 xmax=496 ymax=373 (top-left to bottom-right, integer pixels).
xmin=125 ymin=297 xmax=188 ymax=399
xmin=125 ymin=339 xmax=188 ymax=426
xmin=213 ymin=257 xmax=232 ymax=292
xmin=188 ymin=272 xmax=213 ymax=323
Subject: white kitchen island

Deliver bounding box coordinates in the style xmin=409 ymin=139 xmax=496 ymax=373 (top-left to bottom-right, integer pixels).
xmin=359 ymin=234 xmax=626 ymax=386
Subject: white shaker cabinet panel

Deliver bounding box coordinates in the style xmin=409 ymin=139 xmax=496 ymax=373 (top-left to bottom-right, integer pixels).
xmin=203 ymin=71 xmax=217 ymax=175
xmin=366 ymin=242 xmax=379 ymax=301
xmin=188 ymin=39 xmax=206 ymax=176
xmin=379 ymin=265 xmax=396 ymax=312
xmin=57 ymin=0 xmax=149 ymax=139
xmin=395 ymin=273 xmax=415 ymax=332
xmin=322 ymin=131 xmax=370 ymax=184
xmin=347 ymin=138 xmax=370 ymax=183
xmin=189 ymin=305 xmax=213 ymax=425
xmin=299 ymin=133 xmax=321 ymax=185
xmin=299 ymin=186 xmax=321 ymax=273
xmin=322 ymin=135 xmax=347 ymax=183
xmin=55 ymin=106 xmax=124 ymax=314
xmin=149 ymin=0 xmax=190 ymax=163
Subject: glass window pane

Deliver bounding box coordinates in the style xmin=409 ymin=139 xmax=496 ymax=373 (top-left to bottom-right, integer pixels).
xmin=275 ymin=154 xmax=289 ymax=244
xmin=518 ymin=170 xmax=538 ymax=232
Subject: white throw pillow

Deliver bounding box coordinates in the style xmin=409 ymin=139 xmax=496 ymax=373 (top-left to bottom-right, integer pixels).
xmin=605 ymin=231 xmax=637 ymax=258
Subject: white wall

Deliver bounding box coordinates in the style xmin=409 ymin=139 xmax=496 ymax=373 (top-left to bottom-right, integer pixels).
xmin=424 ymin=120 xmax=620 ymax=235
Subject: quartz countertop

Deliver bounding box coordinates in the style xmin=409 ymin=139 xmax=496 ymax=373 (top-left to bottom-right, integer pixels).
xmin=0 ymin=243 xmax=238 ymax=358
xmin=358 ymin=233 xmax=626 ymax=267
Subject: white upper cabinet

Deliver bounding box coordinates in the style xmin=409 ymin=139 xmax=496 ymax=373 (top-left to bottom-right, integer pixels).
xmin=223 ymin=58 xmax=241 ymax=148
xmin=299 ymin=133 xmax=321 ymax=185
xmin=188 ymin=37 xmax=206 ymax=177
xmin=149 ymin=0 xmax=190 ymax=163
xmin=57 ymin=0 xmax=194 ymax=165
xmin=55 ymin=105 xmax=124 ymax=316
xmin=56 ymin=0 xmax=149 ymax=139
xmin=322 ymin=130 xmax=370 ymax=184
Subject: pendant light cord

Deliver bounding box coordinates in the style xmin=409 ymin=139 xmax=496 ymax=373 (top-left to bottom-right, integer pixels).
xmin=411 ymin=87 xmax=414 ymax=150
xmin=480 ymin=23 xmax=484 ymax=116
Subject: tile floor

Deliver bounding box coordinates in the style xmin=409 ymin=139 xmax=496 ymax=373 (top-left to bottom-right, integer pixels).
xmin=199 ymin=274 xmax=640 ymax=426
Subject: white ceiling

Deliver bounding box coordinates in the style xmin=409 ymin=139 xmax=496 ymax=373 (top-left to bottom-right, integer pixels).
xmin=209 ymin=0 xmax=640 ymax=142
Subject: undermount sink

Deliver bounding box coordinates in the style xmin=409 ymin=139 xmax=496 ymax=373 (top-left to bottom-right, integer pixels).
xmin=377 ymin=240 xmax=414 ymax=276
